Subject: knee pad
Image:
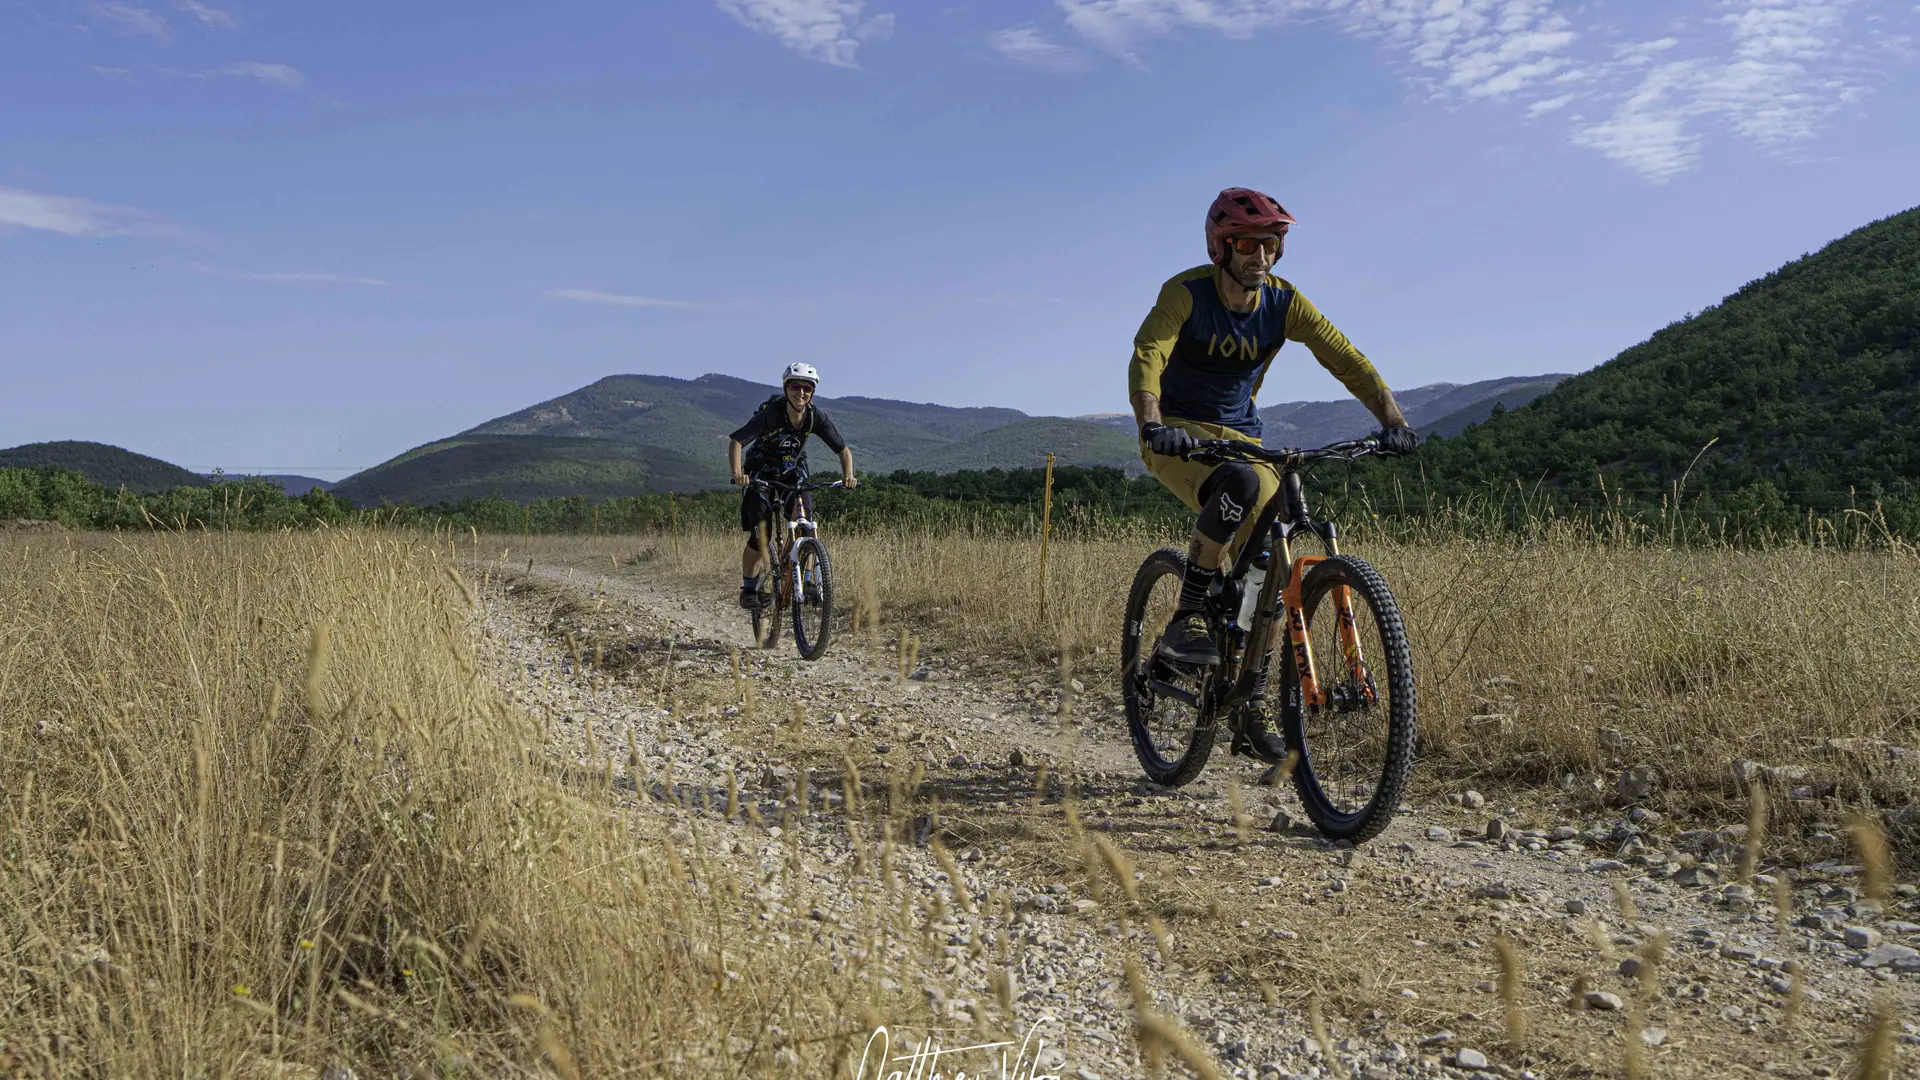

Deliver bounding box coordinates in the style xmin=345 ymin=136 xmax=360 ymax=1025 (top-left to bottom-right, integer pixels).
xmin=1195 ymin=463 xmax=1260 ymax=544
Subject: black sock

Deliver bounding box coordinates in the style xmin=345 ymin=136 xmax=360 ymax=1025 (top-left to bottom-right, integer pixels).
xmin=1177 ymin=562 xmax=1217 ymax=613
xmin=743 ymin=574 xmax=759 ymax=589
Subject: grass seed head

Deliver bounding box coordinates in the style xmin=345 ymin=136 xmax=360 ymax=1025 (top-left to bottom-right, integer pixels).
xmin=1851 ymin=993 xmax=1897 ymax=1080
xmin=1493 ymin=934 xmax=1528 ymax=1047
xmin=1093 ymin=835 xmax=1141 ymax=903
xmin=1739 ymin=779 xmax=1768 ymax=882
xmin=930 ymin=839 xmax=974 ymax=914
xmin=1613 ymin=880 xmax=1639 ymax=919
xmin=1850 ymin=816 xmax=1891 ymax=902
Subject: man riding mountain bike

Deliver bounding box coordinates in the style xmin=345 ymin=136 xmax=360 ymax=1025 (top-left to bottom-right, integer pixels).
xmin=1130 ymin=186 xmax=1419 ymax=760
xmin=729 ymin=363 xmax=858 ymax=609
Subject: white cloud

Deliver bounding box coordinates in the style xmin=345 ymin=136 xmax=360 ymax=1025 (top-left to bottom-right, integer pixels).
xmin=1572 ymin=0 xmax=1863 ymax=181
xmin=0 ymin=186 xmax=157 ymax=237
xmin=1571 ymin=60 xmax=1703 ymax=181
xmin=89 ymin=64 xmax=135 ymax=79
xmin=1017 ymin=0 xmax=1874 ymax=182
xmin=178 ymin=0 xmax=234 ymax=28
xmin=545 ymin=289 xmax=702 ymax=309
xmin=1046 ymin=0 xmax=1579 ymax=91
xmin=188 ymin=263 xmax=387 ymax=286
xmin=990 ymin=24 xmax=1088 ymax=69
xmin=219 ymin=61 xmax=304 ymax=87
xmin=716 ymin=0 xmax=894 ymax=67
xmin=1527 ymin=92 xmax=1575 ymax=115
xmin=89 ymin=2 xmax=171 ymax=42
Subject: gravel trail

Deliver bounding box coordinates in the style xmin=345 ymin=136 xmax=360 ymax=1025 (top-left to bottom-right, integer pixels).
xmin=471 ymin=554 xmax=1920 ymax=1080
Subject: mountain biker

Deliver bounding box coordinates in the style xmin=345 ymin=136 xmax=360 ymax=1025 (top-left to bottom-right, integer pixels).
xmin=729 ymin=363 xmax=858 ymax=608
xmin=1130 ymin=187 xmax=1418 ymax=759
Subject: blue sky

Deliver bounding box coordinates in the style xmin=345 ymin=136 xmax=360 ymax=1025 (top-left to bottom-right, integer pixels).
xmin=4 ymin=0 xmax=1916 ymax=479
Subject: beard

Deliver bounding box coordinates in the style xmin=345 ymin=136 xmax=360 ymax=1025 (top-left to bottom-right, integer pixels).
xmin=1228 ymin=257 xmax=1271 ymax=290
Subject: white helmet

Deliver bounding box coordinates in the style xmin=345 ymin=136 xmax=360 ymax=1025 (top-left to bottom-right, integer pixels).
xmin=782 ymin=362 xmax=819 ymax=389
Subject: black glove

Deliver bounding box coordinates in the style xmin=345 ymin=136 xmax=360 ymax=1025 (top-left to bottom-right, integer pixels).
xmin=1141 ymin=422 xmax=1197 ymax=458
xmin=1379 ymin=426 xmax=1419 ymax=455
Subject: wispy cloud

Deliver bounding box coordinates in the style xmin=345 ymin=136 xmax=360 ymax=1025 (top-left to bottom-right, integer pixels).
xmin=1011 ymin=0 xmax=1877 ymax=182
xmin=161 ymin=61 xmax=307 ymax=87
xmin=0 ymin=186 xmax=159 ymax=237
xmin=1571 ymin=60 xmax=1704 ymax=180
xmin=545 ymin=288 xmax=702 ymax=309
xmin=178 ymin=0 xmax=235 ymax=28
xmin=990 ymin=25 xmax=1089 ymax=70
xmin=188 ymin=263 xmax=387 ymax=286
xmin=1051 ymin=0 xmax=1579 ymax=91
xmin=88 ymin=2 xmax=171 ymax=42
xmin=89 ymin=64 xmax=135 ymax=79
xmin=1572 ymin=0 xmax=1865 ymax=181
xmin=218 ymin=60 xmax=304 ymax=87
xmin=716 ymin=0 xmax=895 ymax=68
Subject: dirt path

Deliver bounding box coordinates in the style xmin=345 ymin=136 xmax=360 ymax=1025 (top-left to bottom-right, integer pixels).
xmin=474 ymin=553 xmax=1920 ymax=1080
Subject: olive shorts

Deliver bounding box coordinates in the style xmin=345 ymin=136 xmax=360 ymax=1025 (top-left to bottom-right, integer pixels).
xmin=1139 ymin=417 xmax=1282 ymax=556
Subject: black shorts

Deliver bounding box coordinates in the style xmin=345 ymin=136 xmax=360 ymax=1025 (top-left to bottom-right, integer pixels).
xmin=740 ymin=483 xmax=813 ymax=543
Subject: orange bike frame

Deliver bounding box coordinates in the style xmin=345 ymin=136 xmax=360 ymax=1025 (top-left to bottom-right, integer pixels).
xmin=1276 ymin=544 xmax=1373 ymax=709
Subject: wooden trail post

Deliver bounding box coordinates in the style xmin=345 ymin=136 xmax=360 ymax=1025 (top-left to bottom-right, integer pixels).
xmin=523 ymin=506 xmax=530 ymax=545
xmin=1039 ymin=451 xmax=1055 ymax=620
xmin=593 ymin=506 xmax=600 ymax=536
xmin=669 ymin=492 xmax=678 ymax=558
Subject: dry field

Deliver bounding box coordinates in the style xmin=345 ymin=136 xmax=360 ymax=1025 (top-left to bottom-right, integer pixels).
xmin=0 ymin=531 xmax=931 ymax=1076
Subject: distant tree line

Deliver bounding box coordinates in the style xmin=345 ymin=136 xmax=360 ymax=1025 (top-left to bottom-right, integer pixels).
xmin=5 ymin=460 xmax=1914 ymax=547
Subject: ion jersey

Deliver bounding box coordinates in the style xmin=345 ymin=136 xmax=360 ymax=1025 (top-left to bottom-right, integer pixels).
xmin=730 ymin=395 xmax=848 ymax=478
xmin=1128 ymin=265 xmax=1389 ymax=438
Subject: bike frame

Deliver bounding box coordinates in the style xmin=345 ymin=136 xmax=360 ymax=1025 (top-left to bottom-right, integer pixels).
xmin=1203 ymin=446 xmax=1375 ymax=716
xmin=752 ymin=478 xmax=839 ymax=607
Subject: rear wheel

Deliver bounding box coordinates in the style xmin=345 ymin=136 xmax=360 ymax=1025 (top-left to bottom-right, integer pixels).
xmin=751 ymin=553 xmax=782 ymax=650
xmin=1276 ymin=555 xmax=1415 ymax=843
xmin=1120 ymin=548 xmax=1217 ymax=787
xmin=791 ymin=537 xmax=833 ymax=660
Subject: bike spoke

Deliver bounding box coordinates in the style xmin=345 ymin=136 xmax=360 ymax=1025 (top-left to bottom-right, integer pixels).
xmin=1299 ymin=574 xmax=1398 ymax=818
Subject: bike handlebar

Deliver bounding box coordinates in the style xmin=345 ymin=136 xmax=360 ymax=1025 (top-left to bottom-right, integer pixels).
xmin=1182 ymin=437 xmax=1390 ymax=468
xmin=747 ymin=477 xmax=849 ymax=494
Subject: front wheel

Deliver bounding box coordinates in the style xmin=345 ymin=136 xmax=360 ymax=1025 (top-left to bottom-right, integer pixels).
xmin=1276 ymin=554 xmax=1416 ymax=843
xmin=791 ymin=537 xmax=833 ymax=660
xmin=1120 ymin=547 xmax=1217 ymax=787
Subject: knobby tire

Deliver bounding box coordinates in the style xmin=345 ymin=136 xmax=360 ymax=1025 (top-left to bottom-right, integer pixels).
xmin=791 ymin=537 xmax=833 ymax=660
xmin=1279 ymin=554 xmax=1416 ymax=844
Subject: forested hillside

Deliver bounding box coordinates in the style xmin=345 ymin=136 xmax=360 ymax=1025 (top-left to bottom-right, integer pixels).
xmin=0 ymin=441 xmax=204 ymax=492
xmin=1369 ymin=206 xmax=1920 ymax=531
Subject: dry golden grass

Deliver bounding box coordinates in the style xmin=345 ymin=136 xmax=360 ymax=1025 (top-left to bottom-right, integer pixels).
xmin=533 ymin=521 xmax=1920 ymax=818
xmin=0 ymin=531 xmax=919 ymax=1076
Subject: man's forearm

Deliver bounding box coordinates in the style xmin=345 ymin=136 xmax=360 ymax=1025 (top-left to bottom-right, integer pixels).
xmin=1362 ymin=388 xmax=1408 ymax=429
xmin=728 ymin=440 xmax=744 ymax=476
xmin=1130 ymin=391 xmax=1164 ymax=432
xmin=838 ymin=447 xmax=855 ymax=479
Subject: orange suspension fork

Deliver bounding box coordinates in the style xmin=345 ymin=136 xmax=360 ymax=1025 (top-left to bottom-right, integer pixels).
xmin=1283 ymin=556 xmax=1327 ymax=707
xmin=1332 ymin=583 xmax=1375 ymax=700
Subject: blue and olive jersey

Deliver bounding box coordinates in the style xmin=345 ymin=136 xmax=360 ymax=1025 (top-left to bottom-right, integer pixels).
xmin=1128 ymin=265 xmax=1389 ymax=438
xmin=730 ymin=395 xmax=847 ymax=479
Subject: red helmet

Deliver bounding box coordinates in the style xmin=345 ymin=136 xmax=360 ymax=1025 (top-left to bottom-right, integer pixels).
xmin=1205 ymin=187 xmax=1296 ymax=266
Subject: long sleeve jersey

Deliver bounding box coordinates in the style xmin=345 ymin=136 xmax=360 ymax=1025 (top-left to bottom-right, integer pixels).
xmin=1128 ymin=265 xmax=1389 ymax=438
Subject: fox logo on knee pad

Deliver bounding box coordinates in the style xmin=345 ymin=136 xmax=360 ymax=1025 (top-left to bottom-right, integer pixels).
xmin=1216 ymin=491 xmax=1244 ymax=523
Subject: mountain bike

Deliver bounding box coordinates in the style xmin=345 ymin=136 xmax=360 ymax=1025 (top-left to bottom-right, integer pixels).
xmin=746 ymin=477 xmax=844 ymax=660
xmin=1119 ymin=438 xmax=1416 ymax=843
